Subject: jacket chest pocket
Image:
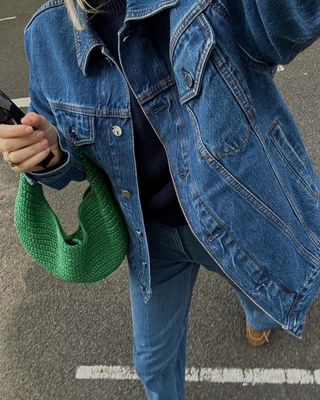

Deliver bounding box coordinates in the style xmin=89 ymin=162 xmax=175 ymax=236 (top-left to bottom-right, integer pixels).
xmin=170 ymin=8 xmax=216 ymax=105
xmin=48 ymin=103 xmax=96 ymax=145
xmin=170 ymin=5 xmax=254 ymax=159
xmin=48 ymin=102 xmax=104 ymax=168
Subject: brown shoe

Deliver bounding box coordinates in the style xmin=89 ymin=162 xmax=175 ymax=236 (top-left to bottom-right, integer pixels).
xmin=246 ymin=324 xmax=272 ymax=347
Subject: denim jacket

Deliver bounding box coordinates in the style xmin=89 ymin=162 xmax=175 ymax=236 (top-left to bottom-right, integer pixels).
xmin=23 ymin=0 xmax=320 ymax=338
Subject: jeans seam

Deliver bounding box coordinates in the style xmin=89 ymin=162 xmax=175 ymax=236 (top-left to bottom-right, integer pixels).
xmin=172 ymin=227 xmax=192 ymax=260
xmin=176 ymin=263 xmax=199 ymax=400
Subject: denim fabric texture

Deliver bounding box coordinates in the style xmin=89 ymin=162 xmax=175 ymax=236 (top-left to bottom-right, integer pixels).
xmin=22 ymin=0 xmax=320 ymax=339
xmin=130 ymin=215 xmax=280 ymax=399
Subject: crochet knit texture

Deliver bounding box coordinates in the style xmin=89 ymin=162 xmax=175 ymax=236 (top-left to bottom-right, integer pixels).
xmin=14 ymin=149 xmax=129 ymax=284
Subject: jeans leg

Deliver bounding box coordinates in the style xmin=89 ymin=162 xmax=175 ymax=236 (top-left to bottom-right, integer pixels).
xmin=175 ymin=224 xmax=281 ymax=330
xmin=233 ymin=287 xmax=281 ymax=330
xmin=129 ymin=218 xmax=200 ymax=400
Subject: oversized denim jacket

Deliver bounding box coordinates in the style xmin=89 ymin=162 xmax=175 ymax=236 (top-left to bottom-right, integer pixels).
xmin=23 ymin=0 xmax=320 ymax=338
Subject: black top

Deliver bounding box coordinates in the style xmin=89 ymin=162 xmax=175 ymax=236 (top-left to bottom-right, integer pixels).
xmin=88 ymin=0 xmax=187 ymax=226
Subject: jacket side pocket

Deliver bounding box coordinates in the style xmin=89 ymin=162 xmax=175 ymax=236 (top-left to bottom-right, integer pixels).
xmin=268 ymin=121 xmax=319 ymax=204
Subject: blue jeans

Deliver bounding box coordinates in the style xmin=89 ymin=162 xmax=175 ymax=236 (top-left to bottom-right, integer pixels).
xmin=129 ymin=217 xmax=281 ymax=400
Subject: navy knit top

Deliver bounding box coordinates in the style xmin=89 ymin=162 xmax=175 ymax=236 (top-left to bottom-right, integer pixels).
xmin=88 ymin=0 xmax=187 ymax=226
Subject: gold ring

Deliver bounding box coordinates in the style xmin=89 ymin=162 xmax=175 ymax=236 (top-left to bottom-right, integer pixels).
xmin=3 ymin=152 xmax=18 ymax=168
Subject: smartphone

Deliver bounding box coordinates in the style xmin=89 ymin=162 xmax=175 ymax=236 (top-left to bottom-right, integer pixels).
xmin=0 ymin=89 xmax=54 ymax=168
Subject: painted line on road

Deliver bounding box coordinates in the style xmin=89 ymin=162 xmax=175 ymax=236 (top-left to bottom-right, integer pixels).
xmin=76 ymin=366 xmax=320 ymax=385
xmin=13 ymin=97 xmax=30 ymax=108
xmin=0 ymin=16 xmax=16 ymax=22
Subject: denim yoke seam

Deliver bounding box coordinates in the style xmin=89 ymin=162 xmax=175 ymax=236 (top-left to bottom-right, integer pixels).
xmin=49 ymin=101 xmax=129 ymax=118
xmin=138 ymin=76 xmax=176 ymax=105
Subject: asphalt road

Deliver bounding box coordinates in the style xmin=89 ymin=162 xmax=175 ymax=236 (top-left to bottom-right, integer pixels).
xmin=0 ymin=1 xmax=320 ymax=399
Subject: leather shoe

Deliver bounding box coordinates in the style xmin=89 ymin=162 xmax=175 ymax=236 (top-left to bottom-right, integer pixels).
xmin=246 ymin=324 xmax=272 ymax=347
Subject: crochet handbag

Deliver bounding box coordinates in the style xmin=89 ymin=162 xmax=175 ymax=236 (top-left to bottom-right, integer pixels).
xmin=13 ymin=147 xmax=129 ymax=286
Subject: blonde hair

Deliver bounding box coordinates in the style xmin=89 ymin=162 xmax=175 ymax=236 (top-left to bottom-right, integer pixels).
xmin=65 ymin=0 xmax=104 ymax=31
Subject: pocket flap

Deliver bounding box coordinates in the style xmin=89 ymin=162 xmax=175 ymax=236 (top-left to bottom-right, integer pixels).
xmin=170 ymin=12 xmax=215 ymax=104
xmin=48 ymin=101 xmax=96 ymax=145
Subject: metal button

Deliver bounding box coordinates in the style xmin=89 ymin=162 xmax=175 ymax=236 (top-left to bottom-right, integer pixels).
xmin=69 ymin=129 xmax=77 ymax=144
xmin=142 ymin=261 xmax=148 ymax=267
xmin=208 ymin=227 xmax=222 ymax=242
xmin=179 ymin=171 xmax=187 ymax=179
xmin=181 ymin=68 xmax=194 ymax=88
xmin=121 ymin=190 xmax=131 ymax=199
xmin=112 ymin=125 xmax=122 ymax=137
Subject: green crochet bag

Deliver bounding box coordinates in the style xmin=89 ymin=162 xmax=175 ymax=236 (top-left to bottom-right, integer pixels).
xmin=13 ymin=148 xmax=129 ymax=286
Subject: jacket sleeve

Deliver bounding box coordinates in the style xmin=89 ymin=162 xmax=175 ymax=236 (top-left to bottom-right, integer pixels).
xmin=223 ymin=0 xmax=320 ymax=65
xmin=23 ymin=29 xmax=86 ymax=190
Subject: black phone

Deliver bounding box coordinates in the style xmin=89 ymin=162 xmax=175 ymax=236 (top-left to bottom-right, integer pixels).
xmin=0 ymin=89 xmax=54 ymax=168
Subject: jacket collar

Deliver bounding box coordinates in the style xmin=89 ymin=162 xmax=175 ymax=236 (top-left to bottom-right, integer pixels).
xmin=73 ymin=0 xmax=179 ymax=76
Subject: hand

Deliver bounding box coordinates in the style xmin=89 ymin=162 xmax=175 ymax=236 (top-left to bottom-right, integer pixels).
xmin=0 ymin=112 xmax=64 ymax=173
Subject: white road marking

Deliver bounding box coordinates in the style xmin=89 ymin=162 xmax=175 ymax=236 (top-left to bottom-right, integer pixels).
xmin=0 ymin=16 xmax=16 ymax=22
xmin=76 ymin=366 xmax=320 ymax=385
xmin=12 ymin=97 xmax=30 ymax=108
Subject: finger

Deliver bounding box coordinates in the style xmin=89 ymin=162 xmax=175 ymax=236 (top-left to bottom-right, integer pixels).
xmin=10 ymin=147 xmax=52 ymax=173
xmin=0 ymin=123 xmax=33 ymax=138
xmin=20 ymin=112 xmax=51 ymax=132
xmin=0 ymin=129 xmax=45 ymax=152
xmin=7 ymin=138 xmax=49 ymax=166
